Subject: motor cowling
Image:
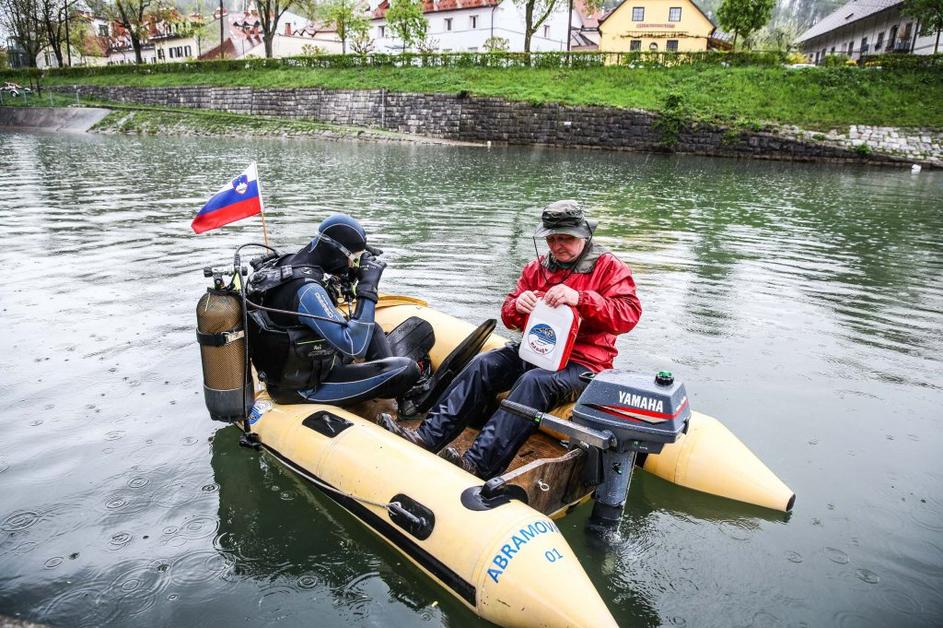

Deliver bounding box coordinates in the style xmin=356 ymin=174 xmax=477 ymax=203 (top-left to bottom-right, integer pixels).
xmin=573 ymin=370 xmax=691 ymax=527
xmin=196 ymin=288 xmax=254 ymax=422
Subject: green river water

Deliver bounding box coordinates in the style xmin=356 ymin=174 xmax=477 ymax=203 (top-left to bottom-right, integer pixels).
xmin=0 ymin=130 xmax=941 ymax=627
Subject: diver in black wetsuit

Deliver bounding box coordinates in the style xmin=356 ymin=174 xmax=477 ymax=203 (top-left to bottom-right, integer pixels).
xmin=246 ymin=214 xmax=419 ymax=406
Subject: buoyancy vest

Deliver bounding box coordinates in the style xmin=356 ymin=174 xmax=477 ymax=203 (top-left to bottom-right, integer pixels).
xmin=246 ymin=254 xmax=342 ymax=391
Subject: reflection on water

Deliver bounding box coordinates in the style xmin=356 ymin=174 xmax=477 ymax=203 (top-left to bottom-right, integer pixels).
xmin=1 ymin=130 xmax=942 ymax=627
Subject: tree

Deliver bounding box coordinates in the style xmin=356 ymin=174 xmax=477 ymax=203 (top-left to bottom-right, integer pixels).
xmin=40 ymin=0 xmax=79 ymax=67
xmin=255 ymin=0 xmax=296 ymax=58
xmin=174 ymin=9 xmax=210 ymax=57
xmin=483 ymin=35 xmax=509 ymax=52
xmin=513 ymin=0 xmax=599 ymax=53
xmin=316 ymin=0 xmax=368 ymax=54
xmin=385 ymin=0 xmax=425 ymax=53
xmin=747 ymin=16 xmax=800 ymax=51
xmin=903 ymin=0 xmax=943 ymax=53
xmin=515 ymin=0 xmax=554 ymax=53
xmin=89 ymin=0 xmax=156 ymax=64
xmin=349 ymin=24 xmax=373 ymax=54
xmin=716 ymin=0 xmax=775 ymax=49
xmin=0 ymin=0 xmax=47 ymax=67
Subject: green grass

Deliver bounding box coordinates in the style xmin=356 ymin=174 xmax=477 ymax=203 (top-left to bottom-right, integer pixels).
xmin=39 ymin=64 xmax=943 ymax=130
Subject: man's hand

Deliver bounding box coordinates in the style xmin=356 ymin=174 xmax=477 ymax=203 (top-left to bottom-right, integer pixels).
xmin=515 ymin=290 xmax=539 ymax=314
xmin=544 ymin=284 xmax=579 ymax=308
xmin=355 ymin=252 xmax=387 ymax=303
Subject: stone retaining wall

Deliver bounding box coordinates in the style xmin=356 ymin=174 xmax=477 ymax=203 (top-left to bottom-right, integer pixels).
xmin=57 ymin=85 xmax=923 ymax=167
xmin=0 ymin=106 xmax=111 ymax=132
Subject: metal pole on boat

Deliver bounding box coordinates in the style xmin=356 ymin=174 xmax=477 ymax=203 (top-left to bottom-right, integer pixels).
xmin=252 ymin=161 xmax=270 ymax=247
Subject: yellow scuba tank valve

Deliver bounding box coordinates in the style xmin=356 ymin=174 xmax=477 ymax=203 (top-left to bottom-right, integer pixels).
xmin=196 ymin=266 xmax=253 ymax=422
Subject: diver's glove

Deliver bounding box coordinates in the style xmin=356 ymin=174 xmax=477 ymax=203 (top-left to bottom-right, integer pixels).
xmin=355 ymin=251 xmax=387 ymax=303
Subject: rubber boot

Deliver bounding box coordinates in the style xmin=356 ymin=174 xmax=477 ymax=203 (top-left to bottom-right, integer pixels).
xmin=439 ymin=446 xmax=484 ymax=477
xmin=378 ymin=413 xmax=433 ymax=451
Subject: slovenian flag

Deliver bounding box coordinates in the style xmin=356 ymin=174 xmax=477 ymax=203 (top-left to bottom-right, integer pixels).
xmin=191 ymin=162 xmax=263 ymax=234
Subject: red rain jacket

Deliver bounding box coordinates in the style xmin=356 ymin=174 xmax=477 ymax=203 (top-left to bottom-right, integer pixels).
xmin=501 ymin=252 xmax=642 ymax=372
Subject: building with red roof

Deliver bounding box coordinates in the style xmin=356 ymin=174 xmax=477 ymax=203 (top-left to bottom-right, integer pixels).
xmin=370 ymin=0 xmax=578 ymax=52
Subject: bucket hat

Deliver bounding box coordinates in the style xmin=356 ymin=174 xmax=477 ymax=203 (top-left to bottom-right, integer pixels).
xmin=533 ymin=200 xmax=597 ymax=239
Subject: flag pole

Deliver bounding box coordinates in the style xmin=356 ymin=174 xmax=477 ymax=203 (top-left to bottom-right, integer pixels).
xmin=253 ymin=161 xmax=270 ymax=247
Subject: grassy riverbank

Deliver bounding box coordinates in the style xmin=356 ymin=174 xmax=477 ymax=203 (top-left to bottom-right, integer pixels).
xmin=37 ymin=64 xmax=943 ymax=130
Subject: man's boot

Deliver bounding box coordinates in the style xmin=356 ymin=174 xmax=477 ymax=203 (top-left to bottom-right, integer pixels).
xmin=439 ymin=446 xmax=483 ymax=478
xmin=377 ymin=413 xmax=433 ymax=451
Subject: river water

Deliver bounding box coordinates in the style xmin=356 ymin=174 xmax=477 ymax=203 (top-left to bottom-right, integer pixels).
xmin=1 ymin=130 xmax=941 ymax=627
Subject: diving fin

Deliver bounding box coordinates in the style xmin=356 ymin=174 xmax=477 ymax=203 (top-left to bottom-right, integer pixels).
xmin=387 ymin=316 xmax=435 ymax=362
xmin=400 ymin=318 xmax=497 ymax=418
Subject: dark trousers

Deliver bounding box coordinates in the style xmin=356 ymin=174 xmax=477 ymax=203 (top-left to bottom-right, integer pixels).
xmin=417 ymin=344 xmax=589 ymax=478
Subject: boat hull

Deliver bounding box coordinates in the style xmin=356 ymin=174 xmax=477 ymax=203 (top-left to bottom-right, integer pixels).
xmin=245 ymin=396 xmax=617 ymax=626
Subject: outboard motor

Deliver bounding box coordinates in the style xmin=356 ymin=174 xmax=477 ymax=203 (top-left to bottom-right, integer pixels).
xmin=196 ymin=267 xmax=253 ymax=422
xmin=573 ymin=370 xmax=690 ymax=526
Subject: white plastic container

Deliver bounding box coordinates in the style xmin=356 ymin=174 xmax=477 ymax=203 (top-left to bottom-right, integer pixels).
xmin=518 ymin=300 xmax=581 ymax=371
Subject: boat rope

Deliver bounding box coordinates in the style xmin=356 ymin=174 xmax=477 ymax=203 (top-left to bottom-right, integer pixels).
xmin=270 ymin=449 xmax=395 ymax=510
xmin=304 ymin=472 xmax=393 ymax=510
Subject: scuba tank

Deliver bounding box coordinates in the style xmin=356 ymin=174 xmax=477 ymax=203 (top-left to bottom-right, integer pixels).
xmin=196 ymin=266 xmax=254 ymax=422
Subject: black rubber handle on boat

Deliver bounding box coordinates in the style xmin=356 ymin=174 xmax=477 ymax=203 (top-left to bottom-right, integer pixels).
xmin=500 ymin=400 xmax=544 ymax=424
xmin=388 ymin=502 xmax=427 ymax=528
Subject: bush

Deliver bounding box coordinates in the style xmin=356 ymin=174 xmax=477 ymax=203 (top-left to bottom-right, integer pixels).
xmin=821 ymin=54 xmax=849 ymax=67
xmin=860 ymin=53 xmax=943 ymax=70
xmin=0 ymin=50 xmax=804 ymax=82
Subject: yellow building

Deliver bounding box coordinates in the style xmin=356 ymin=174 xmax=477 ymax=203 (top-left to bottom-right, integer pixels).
xmin=598 ymin=0 xmax=717 ymax=53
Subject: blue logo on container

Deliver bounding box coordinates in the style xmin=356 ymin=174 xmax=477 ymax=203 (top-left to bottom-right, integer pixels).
xmin=248 ymin=400 xmax=272 ymax=425
xmin=527 ymin=323 xmax=556 ymax=356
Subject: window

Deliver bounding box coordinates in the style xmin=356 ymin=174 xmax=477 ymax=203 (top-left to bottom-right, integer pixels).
xmin=630 ymin=39 xmax=641 ymax=51
xmin=666 ymin=39 xmax=678 ymax=51
xmin=830 ymin=46 xmax=835 ymax=53
xmin=470 ymin=15 xmax=478 ymax=29
xmin=875 ymin=31 xmax=884 ymax=50
xmin=632 ymin=7 xmax=644 ymax=21
xmin=668 ymin=7 xmax=681 ymax=21
xmin=543 ymin=25 xmax=550 ymax=38
xmin=185 ymin=45 xmax=191 ymax=57
xmin=444 ymin=17 xmax=452 ymax=31
xmin=889 ymin=25 xmax=898 ymax=47
xmin=649 ymin=42 xmax=658 ymax=50
xmin=98 ymin=24 xmax=109 ymax=37
xmin=860 ymin=36 xmax=868 ymax=54
xmin=169 ymin=48 xmax=175 ymax=58
xmin=847 ymin=41 xmax=853 ymax=54
xmin=157 ymin=48 xmax=165 ymax=60
xmin=379 ymin=25 xmax=386 ymax=37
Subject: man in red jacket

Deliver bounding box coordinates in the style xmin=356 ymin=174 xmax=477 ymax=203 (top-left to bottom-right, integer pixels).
xmin=381 ymin=200 xmax=642 ymax=478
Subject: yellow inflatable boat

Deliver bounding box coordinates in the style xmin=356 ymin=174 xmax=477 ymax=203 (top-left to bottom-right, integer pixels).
xmin=197 ymin=270 xmax=794 ymax=626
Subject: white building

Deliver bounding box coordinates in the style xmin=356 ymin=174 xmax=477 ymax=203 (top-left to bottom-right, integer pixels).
xmin=370 ymin=0 xmax=574 ymax=52
xmin=36 ymin=13 xmax=111 ymax=68
xmin=203 ymin=9 xmax=342 ymax=59
xmin=795 ymin=0 xmax=940 ymax=63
